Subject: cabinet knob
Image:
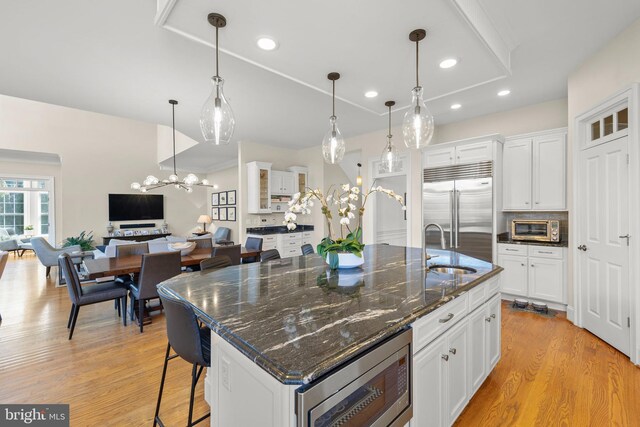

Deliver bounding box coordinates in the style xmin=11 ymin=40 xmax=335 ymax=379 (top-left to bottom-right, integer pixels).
xmin=535 ymin=201 xmax=540 ymax=204
xmin=441 ymin=354 xmax=449 ymax=361
xmin=449 ymin=348 xmax=457 ymax=355
xmin=521 ymin=263 xmax=525 ymax=266
xmin=485 ymin=317 xmax=491 ymax=322
xmin=531 ymin=264 xmax=535 ymax=267
xmin=525 ymin=201 xmax=530 ymax=204
xmin=490 ymin=314 xmax=496 ymax=319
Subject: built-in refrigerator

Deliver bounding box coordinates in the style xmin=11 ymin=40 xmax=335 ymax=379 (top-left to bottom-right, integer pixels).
xmin=423 ymin=161 xmax=494 ymax=262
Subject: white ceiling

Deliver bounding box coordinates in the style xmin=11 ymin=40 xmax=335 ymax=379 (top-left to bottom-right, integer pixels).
xmin=1 ymin=0 xmax=639 ymax=170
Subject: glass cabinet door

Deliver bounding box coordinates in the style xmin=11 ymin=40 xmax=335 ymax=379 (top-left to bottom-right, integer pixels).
xmin=259 ymin=168 xmax=269 ymax=210
xmin=298 ymin=173 xmax=306 ymax=193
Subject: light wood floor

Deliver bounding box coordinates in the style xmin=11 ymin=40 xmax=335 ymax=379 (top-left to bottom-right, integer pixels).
xmin=1 ymin=255 xmax=639 ymax=426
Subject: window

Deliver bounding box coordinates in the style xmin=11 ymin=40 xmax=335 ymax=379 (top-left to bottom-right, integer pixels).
xmin=39 ymin=192 xmax=49 ymax=235
xmin=0 ymin=192 xmax=25 ymax=234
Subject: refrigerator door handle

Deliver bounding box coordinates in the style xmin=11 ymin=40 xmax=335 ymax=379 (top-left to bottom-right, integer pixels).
xmin=449 ymin=190 xmax=455 ymax=249
xmin=455 ymin=190 xmax=460 ymax=248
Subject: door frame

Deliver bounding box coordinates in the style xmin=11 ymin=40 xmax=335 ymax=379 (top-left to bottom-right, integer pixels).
xmin=572 ymin=83 xmax=640 ymax=364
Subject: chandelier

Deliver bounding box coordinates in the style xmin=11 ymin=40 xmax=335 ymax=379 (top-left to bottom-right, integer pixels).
xmin=131 ymin=100 xmax=215 ymax=193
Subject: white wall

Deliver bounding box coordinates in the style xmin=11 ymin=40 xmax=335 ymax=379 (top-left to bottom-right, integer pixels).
xmin=0 ymin=95 xmax=206 ymax=244
xmin=322 ymin=161 xmax=353 ymax=239
xmin=206 ymin=166 xmax=239 ymax=242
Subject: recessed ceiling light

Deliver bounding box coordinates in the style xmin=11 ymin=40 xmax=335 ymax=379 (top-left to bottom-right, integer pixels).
xmin=364 ymin=91 xmax=378 ymax=98
xmin=439 ymin=58 xmax=458 ymax=69
xmin=450 ymin=103 xmax=462 ymax=110
xmin=256 ymin=37 xmax=278 ymax=51
xmin=498 ymin=89 xmax=511 ymax=97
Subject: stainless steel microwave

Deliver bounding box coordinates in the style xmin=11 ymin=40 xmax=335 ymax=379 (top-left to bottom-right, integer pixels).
xmin=296 ymin=329 xmax=412 ymax=427
xmin=511 ymin=219 xmax=560 ymax=242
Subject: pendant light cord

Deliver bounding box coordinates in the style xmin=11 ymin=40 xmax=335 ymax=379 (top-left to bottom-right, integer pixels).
xmin=388 ymin=104 xmax=392 ymax=139
xmin=332 ymin=80 xmax=336 ymax=117
xmin=415 ymin=39 xmax=420 ymax=88
xmin=215 ymin=26 xmax=220 ymax=78
xmin=172 ymin=102 xmax=177 ymax=176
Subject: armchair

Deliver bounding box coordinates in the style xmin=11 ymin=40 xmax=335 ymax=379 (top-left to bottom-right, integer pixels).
xmin=31 ymin=237 xmax=81 ymax=279
xmin=213 ymin=227 xmax=232 ymax=245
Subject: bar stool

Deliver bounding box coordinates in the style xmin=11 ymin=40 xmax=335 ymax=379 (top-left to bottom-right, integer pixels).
xmin=154 ymin=293 xmax=211 ymax=427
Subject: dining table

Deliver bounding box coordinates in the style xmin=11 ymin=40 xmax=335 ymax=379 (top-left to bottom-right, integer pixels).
xmin=82 ymin=247 xmax=261 ymax=280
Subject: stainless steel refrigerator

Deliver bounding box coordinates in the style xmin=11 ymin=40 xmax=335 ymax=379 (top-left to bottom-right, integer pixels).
xmin=423 ymin=161 xmax=493 ymax=262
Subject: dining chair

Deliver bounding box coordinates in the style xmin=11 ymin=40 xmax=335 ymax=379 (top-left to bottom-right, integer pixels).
xmin=301 ymin=244 xmax=315 ymax=255
xmin=213 ymin=227 xmax=232 ymax=244
xmin=0 ymin=251 xmax=8 ymax=322
xmin=242 ymin=237 xmax=263 ymax=263
xmin=260 ymin=249 xmax=281 ymax=262
xmin=129 ymin=251 xmax=181 ymax=333
xmin=115 ymin=242 xmax=149 ymax=257
xmin=200 ymin=255 xmax=232 ymax=271
xmin=59 ymin=253 xmax=127 ymax=340
xmin=154 ymin=292 xmax=211 ymax=427
xmin=188 ymin=238 xmax=213 ymax=250
xmin=212 ymin=244 xmax=241 ymax=266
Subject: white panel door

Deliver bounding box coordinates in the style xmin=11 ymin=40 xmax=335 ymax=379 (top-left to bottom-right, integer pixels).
xmin=497 ymin=254 xmax=528 ymax=296
xmin=502 ymin=139 xmax=532 ymax=210
xmin=455 ymin=141 xmax=492 ymax=164
xmin=424 ymin=146 xmax=456 ymax=168
xmin=532 ymin=134 xmax=566 ymax=210
xmin=467 ymin=307 xmax=487 ymax=395
xmin=413 ymin=335 xmax=447 ymax=427
xmin=579 ymin=136 xmax=630 ymax=355
xmin=486 ymin=294 xmax=501 ymax=371
xmin=446 ymin=320 xmax=469 ymax=425
xmin=528 ymin=257 xmax=564 ymax=303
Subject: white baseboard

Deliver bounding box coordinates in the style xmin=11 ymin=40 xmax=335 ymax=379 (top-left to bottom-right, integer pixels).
xmin=566 ymin=305 xmax=575 ymax=322
xmin=500 ymin=293 xmax=567 ymax=312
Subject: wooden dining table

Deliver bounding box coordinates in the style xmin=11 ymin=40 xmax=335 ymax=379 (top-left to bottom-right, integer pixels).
xmin=82 ymin=247 xmax=261 ymax=280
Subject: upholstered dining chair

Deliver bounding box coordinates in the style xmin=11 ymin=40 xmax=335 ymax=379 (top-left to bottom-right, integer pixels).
xmin=242 ymin=237 xmax=263 ymax=263
xmin=260 ymin=249 xmax=281 ymax=262
xmin=212 ymin=227 xmax=232 ymax=245
xmin=59 ymin=253 xmax=128 ymax=340
xmin=129 ymin=252 xmax=181 ymax=333
xmin=0 ymin=251 xmax=8 ymax=322
xmin=301 ymin=244 xmax=315 ymax=255
xmin=212 ymin=244 xmax=241 ymax=266
xmin=188 ymin=238 xmax=213 ymax=250
xmin=31 ymin=236 xmax=81 ymax=279
xmin=200 ymin=255 xmax=232 ymax=271
xmin=154 ymin=292 xmax=211 ymax=427
xmin=115 ymin=242 xmax=149 ymax=258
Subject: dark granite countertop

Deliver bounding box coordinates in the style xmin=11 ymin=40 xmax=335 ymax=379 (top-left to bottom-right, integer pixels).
xmin=157 ymin=245 xmax=502 ymax=385
xmin=497 ymin=232 xmax=569 ymax=247
xmin=246 ymin=225 xmax=315 ymax=235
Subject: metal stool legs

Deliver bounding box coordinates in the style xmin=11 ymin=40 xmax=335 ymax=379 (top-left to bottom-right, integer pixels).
xmin=154 ymin=342 xmax=210 ymax=427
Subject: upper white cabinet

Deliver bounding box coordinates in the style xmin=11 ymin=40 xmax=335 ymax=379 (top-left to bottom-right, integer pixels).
xmin=287 ymin=166 xmax=308 ymax=194
xmin=247 ymin=161 xmax=272 ymax=214
xmin=424 ymin=140 xmax=495 ymax=168
xmin=270 ymin=171 xmax=295 ymax=196
xmin=503 ymin=130 xmax=567 ymax=211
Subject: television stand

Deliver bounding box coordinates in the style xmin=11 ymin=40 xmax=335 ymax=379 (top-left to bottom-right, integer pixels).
xmin=102 ymin=233 xmax=171 ymax=245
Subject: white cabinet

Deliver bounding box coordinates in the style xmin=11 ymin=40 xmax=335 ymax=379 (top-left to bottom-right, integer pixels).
xmin=503 ymin=131 xmax=567 ymax=211
xmin=466 ymin=294 xmax=501 ymax=396
xmin=502 ymin=139 xmax=532 ymax=210
xmin=486 ymin=295 xmax=501 ymax=371
xmin=287 ymin=166 xmax=308 ymax=195
xmin=497 ymin=243 xmax=566 ymax=304
xmin=247 ymin=161 xmax=272 ymax=214
xmin=446 ymin=321 xmax=469 ymax=422
xmin=424 ymin=141 xmax=493 ymax=168
xmin=271 ymin=170 xmax=295 ymax=196
xmin=413 ymin=334 xmax=447 ymax=427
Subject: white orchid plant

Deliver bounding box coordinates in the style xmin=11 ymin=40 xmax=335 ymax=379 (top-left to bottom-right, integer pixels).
xmin=284 ymin=182 xmax=406 ymax=268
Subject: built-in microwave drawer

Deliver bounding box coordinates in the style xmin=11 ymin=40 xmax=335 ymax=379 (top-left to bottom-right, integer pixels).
xmin=498 ymin=243 xmax=527 ymax=256
xmin=412 ymin=293 xmax=468 ymax=354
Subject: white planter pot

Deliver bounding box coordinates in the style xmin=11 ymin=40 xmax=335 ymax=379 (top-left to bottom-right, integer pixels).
xmin=325 ymin=252 xmax=365 ymax=269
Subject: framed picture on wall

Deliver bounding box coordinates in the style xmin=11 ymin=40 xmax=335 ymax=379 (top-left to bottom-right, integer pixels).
xmin=228 ymin=207 xmax=236 ymax=221
xmin=212 ymin=193 xmax=219 ymax=206
xmin=211 ymin=207 xmax=219 ymax=221
xmin=220 ymin=191 xmax=227 ymax=205
xmin=219 ymin=207 xmax=228 ymax=221
xmin=227 ymin=190 xmax=236 ymax=205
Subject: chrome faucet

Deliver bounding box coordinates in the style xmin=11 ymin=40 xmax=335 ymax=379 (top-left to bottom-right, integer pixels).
xmin=424 ymin=223 xmax=447 ymax=261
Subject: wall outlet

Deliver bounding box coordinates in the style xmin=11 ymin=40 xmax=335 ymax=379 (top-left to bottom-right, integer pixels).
xmin=261 ymin=218 xmax=267 ymax=223
xmin=221 ymin=358 xmax=231 ymax=391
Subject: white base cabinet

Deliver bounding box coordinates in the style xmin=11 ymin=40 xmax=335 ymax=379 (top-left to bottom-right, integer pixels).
xmin=412 ymin=277 xmax=501 ymax=427
xmin=247 ymin=231 xmax=314 ymax=258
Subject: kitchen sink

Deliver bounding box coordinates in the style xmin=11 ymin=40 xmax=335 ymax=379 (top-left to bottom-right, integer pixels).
xmin=428 ymin=265 xmax=477 ymax=275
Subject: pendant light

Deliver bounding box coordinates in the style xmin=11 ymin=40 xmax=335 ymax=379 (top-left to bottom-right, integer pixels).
xmin=131 ymin=100 xmax=215 ymax=193
xmin=381 ymin=101 xmax=400 ymax=173
xmin=356 ymin=163 xmax=363 ymax=186
xmin=322 ymin=72 xmax=346 ymax=164
xmin=200 ymin=13 xmax=236 ymax=145
xmin=402 ymin=29 xmax=434 ymax=149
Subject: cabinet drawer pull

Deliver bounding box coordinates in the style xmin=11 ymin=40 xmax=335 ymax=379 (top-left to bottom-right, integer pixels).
xmin=505 ymin=248 xmax=518 ymax=252
xmin=449 ymin=348 xmax=457 ymax=355
xmin=441 ymin=354 xmax=449 ymax=361
xmin=439 ymin=313 xmax=454 ymax=323
xmin=485 ymin=317 xmax=492 ymax=322
xmin=538 ymin=251 xmax=553 ymax=254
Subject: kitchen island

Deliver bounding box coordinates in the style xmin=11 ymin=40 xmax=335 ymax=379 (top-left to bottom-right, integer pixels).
xmin=158 ymin=244 xmax=503 ymax=427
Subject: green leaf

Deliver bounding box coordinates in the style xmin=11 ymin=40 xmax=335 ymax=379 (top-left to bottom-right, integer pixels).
xmin=328 ymin=252 xmax=339 ymax=270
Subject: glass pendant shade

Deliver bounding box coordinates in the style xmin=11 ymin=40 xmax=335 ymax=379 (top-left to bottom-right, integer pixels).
xmin=402 ymin=86 xmax=434 ymax=149
xmin=380 ymin=138 xmax=400 ymax=173
xmin=322 ymin=116 xmax=345 ymax=165
xmin=200 ymin=76 xmax=235 ymax=145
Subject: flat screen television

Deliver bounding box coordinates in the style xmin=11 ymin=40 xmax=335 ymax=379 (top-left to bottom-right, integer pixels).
xmin=108 ymin=194 xmax=164 ymax=221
